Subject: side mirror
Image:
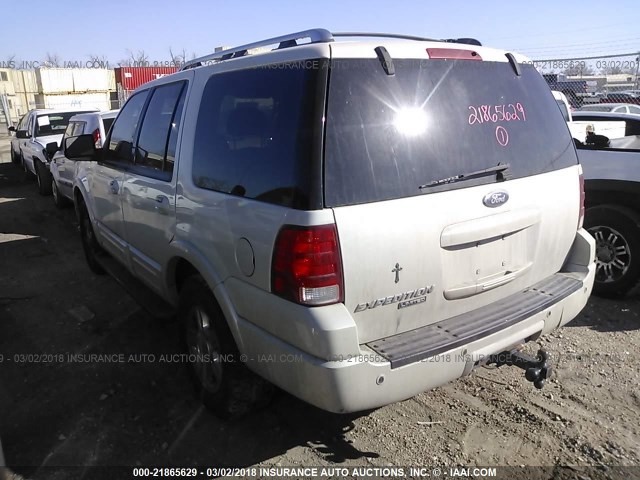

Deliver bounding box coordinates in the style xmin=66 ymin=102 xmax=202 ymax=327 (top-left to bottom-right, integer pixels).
xmin=8 ymin=126 xmax=15 ymax=132
xmin=46 ymin=142 xmax=59 ymax=157
xmin=65 ymin=134 xmax=99 ymax=161
xmin=16 ymin=130 xmax=28 ymax=139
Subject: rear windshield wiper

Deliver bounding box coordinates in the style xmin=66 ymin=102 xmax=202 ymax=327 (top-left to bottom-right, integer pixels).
xmin=419 ymin=163 xmax=510 ymax=189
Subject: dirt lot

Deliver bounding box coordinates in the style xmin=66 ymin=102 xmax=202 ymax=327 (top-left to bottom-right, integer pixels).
xmin=0 ymin=132 xmax=638 ymax=479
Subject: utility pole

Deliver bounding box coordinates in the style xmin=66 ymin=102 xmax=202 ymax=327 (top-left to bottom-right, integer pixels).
xmin=635 ymin=53 xmax=640 ymax=90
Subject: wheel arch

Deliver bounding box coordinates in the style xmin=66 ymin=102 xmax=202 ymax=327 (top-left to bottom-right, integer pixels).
xmin=165 ymin=245 xmax=245 ymax=352
xmin=584 ymin=180 xmax=640 ymax=214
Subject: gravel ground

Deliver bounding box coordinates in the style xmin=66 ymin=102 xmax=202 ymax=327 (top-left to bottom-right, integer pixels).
xmin=0 ymin=134 xmax=638 ymax=479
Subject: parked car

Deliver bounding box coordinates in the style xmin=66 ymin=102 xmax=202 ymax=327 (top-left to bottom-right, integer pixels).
xmin=67 ymin=29 xmax=595 ymax=416
xmin=578 ymin=103 xmax=640 ymax=115
xmin=50 ymin=110 xmax=119 ymax=207
xmin=9 ymin=108 xmax=96 ymax=195
xmin=574 ymin=113 xmax=640 ymax=297
xmin=600 ymin=93 xmax=640 ymax=106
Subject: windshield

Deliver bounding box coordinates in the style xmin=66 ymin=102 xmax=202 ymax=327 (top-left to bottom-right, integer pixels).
xmin=35 ymin=111 xmax=92 ymax=137
xmin=324 ymin=60 xmax=578 ymax=207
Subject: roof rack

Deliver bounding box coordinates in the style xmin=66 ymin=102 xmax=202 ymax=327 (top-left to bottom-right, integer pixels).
xmin=333 ymin=32 xmax=480 ymax=46
xmin=180 ymin=29 xmax=482 ymax=71
xmin=180 ymin=28 xmax=334 ymax=70
xmin=332 ymin=32 xmax=439 ymax=42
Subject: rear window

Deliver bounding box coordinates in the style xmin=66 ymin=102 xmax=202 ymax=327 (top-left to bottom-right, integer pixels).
xmin=324 ymin=60 xmax=578 ymax=207
xmin=35 ymin=111 xmax=92 ymax=137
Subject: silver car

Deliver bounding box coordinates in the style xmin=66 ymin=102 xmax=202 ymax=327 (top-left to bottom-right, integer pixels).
xmin=68 ymin=29 xmax=596 ymax=417
xmin=50 ymin=110 xmax=118 ymax=207
xmin=578 ymin=103 xmax=640 ymax=115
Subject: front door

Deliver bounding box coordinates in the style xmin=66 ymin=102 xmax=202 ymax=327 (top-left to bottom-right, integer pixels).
xmin=93 ymin=90 xmax=150 ymax=267
xmin=120 ymin=81 xmax=187 ymax=294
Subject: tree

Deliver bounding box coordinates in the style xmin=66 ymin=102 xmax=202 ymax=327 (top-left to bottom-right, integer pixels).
xmin=87 ymin=54 xmax=110 ymax=68
xmin=169 ymin=48 xmax=197 ymax=67
xmin=561 ymin=63 xmax=595 ymax=77
xmin=3 ymin=54 xmax=16 ymax=69
xmin=44 ymin=53 xmax=61 ymax=68
xmin=600 ymin=62 xmax=638 ymax=76
xmin=118 ymin=50 xmax=149 ymax=67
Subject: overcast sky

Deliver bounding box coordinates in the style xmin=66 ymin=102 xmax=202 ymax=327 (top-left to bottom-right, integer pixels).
xmin=1 ymin=0 xmax=638 ymax=64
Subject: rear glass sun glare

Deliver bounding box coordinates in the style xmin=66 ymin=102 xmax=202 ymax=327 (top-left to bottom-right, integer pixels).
xmin=394 ymin=108 xmax=429 ymax=136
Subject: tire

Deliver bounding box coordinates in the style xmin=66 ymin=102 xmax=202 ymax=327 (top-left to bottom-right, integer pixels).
xmin=35 ymin=160 xmax=53 ymax=196
xmin=179 ymin=276 xmax=273 ymax=418
xmin=585 ymin=205 xmax=640 ymax=298
xmin=11 ymin=147 xmax=19 ymax=164
xmin=52 ymin=178 xmax=69 ymax=208
xmin=78 ymin=200 xmax=106 ymax=275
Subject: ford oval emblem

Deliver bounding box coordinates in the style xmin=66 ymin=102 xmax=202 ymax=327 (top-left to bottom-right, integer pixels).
xmin=483 ymin=191 xmax=509 ymax=208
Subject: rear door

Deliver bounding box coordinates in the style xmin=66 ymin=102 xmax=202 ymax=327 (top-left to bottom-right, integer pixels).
xmin=120 ymin=81 xmax=187 ymax=293
xmin=325 ymin=53 xmax=581 ymax=343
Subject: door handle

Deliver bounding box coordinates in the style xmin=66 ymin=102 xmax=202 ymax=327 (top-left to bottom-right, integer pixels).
xmin=109 ymin=179 xmax=119 ymax=194
xmin=154 ymin=195 xmax=170 ymax=213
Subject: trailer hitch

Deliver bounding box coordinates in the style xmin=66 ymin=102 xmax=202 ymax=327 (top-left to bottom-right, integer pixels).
xmin=487 ymin=348 xmax=552 ymax=389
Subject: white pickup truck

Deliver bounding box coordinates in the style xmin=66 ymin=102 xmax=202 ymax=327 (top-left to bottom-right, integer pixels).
xmin=552 ymin=91 xmax=627 ymax=141
xmin=573 ymin=111 xmax=640 ymax=297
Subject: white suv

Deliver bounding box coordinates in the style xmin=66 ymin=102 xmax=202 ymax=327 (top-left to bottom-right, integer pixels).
xmin=66 ymin=29 xmax=596 ymax=416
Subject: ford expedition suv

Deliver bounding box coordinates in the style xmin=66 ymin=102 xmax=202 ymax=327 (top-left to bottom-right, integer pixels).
xmin=65 ymin=29 xmax=596 ymax=416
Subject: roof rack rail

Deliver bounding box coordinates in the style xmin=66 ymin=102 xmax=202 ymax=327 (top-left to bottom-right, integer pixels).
xmin=180 ymin=28 xmax=334 ymax=71
xmin=444 ymin=38 xmax=482 ymax=46
xmin=333 ymin=32 xmax=439 ymax=42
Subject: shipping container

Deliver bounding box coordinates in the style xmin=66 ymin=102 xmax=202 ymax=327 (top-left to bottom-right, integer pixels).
xmin=72 ymin=69 xmax=115 ymax=92
xmin=36 ymin=68 xmax=74 ymax=94
xmin=0 ymin=69 xmax=16 ymax=95
xmin=36 ymin=68 xmax=115 ymax=94
xmin=34 ymin=92 xmax=111 ymax=111
xmin=114 ymin=67 xmax=178 ymax=91
xmin=12 ymin=70 xmax=38 ymax=94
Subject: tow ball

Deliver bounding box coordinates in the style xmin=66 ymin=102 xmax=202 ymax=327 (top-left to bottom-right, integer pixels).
xmin=487 ymin=348 xmax=553 ymax=389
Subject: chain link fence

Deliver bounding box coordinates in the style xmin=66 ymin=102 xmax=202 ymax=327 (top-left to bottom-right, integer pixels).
xmin=532 ymin=52 xmax=640 ymax=110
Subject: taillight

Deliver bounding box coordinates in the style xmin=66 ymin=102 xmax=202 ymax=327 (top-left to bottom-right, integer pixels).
xmin=578 ymin=173 xmax=585 ymax=229
xmin=271 ymin=224 xmax=344 ymax=306
xmin=92 ymin=128 xmax=101 ymax=148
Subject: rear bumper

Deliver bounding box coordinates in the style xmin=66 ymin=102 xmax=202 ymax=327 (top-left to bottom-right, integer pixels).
xmin=234 ymin=229 xmax=595 ymax=413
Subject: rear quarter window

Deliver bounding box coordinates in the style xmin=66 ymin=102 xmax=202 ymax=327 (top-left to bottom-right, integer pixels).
xmin=191 ymin=62 xmax=326 ymax=209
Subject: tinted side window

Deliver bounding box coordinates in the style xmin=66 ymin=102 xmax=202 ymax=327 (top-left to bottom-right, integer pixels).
xmin=135 ymin=82 xmax=186 ymax=175
xmin=192 ymin=64 xmax=325 ymax=209
xmin=72 ymin=121 xmax=86 ymax=136
xmin=165 ymin=87 xmax=187 ymax=175
xmin=102 ymin=117 xmax=115 ymax=135
xmin=63 ymin=122 xmax=75 ymax=138
xmin=105 ymin=91 xmax=149 ymax=164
